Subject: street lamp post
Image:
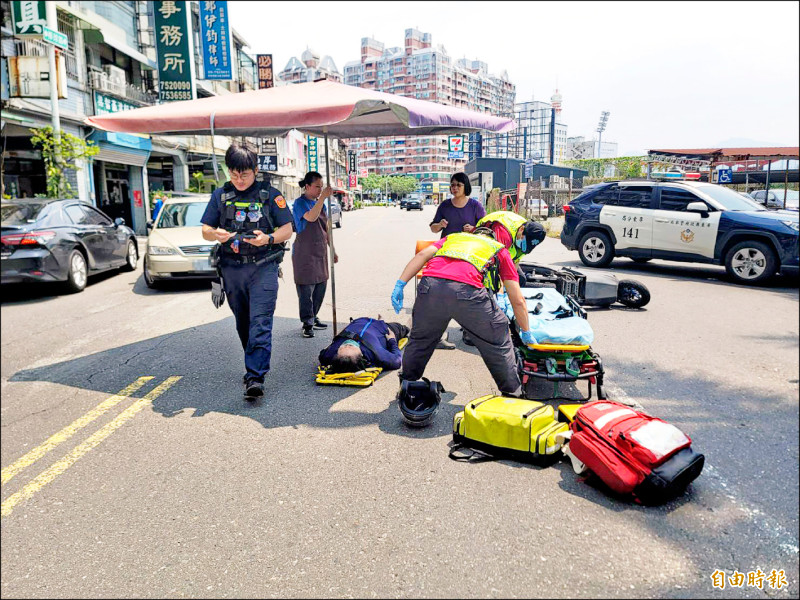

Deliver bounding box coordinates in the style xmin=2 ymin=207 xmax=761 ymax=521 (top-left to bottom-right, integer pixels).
xmin=596 ymin=111 xmax=610 ymax=159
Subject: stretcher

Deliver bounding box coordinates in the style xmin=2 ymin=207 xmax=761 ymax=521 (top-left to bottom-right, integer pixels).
xmin=315 ymin=338 xmax=408 ymax=387
xmin=498 ymin=288 xmax=606 ymax=402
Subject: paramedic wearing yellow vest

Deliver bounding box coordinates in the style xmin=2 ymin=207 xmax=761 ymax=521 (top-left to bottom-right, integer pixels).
xmin=391 ymin=232 xmax=538 ymax=396
xmin=477 ymin=211 xmax=547 ymax=264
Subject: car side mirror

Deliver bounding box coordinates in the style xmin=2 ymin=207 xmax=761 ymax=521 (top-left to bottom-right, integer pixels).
xmin=114 ymin=217 xmax=125 ymax=227
xmin=686 ymin=201 xmax=709 ymax=218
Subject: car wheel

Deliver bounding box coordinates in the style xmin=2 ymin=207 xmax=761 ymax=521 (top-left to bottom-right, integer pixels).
xmin=631 ymin=257 xmax=651 ymax=264
xmin=724 ymin=240 xmax=777 ymax=285
xmin=143 ymin=257 xmax=159 ymax=289
xmin=122 ymin=239 xmax=138 ymax=271
xmin=578 ymin=231 xmax=615 ymax=268
xmin=65 ymin=249 xmax=87 ymax=293
xmin=335 ymin=216 xmax=342 ymax=228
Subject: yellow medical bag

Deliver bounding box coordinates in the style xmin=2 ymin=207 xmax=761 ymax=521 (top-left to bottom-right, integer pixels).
xmin=451 ymin=395 xmax=569 ymax=463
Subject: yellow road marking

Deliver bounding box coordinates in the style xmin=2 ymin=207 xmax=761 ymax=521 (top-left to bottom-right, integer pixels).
xmin=1 ymin=376 xmax=181 ymax=518
xmin=1 ymin=377 xmax=154 ymax=487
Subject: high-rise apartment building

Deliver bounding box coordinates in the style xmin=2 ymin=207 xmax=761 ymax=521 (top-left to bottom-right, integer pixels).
xmin=343 ymin=28 xmax=515 ymax=197
xmin=278 ymin=48 xmax=343 ymax=84
xmin=483 ymin=97 xmax=569 ymax=165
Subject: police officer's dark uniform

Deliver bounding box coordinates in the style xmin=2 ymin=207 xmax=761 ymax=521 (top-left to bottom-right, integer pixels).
xmin=201 ymin=177 xmax=294 ymax=391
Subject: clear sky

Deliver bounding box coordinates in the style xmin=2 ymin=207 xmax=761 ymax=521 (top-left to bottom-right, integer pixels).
xmin=227 ymin=1 xmax=799 ymax=156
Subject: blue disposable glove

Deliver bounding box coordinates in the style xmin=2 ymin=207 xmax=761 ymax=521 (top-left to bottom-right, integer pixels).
xmin=391 ymin=279 xmax=407 ymax=314
xmin=520 ymin=328 xmax=537 ymax=346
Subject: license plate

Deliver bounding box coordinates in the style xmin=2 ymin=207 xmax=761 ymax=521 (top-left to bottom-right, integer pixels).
xmin=193 ymin=258 xmax=212 ymax=271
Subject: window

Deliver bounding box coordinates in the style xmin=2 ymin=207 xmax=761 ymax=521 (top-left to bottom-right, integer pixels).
xmin=659 ymin=187 xmax=700 ymax=212
xmin=617 ymin=185 xmax=653 ymax=208
xmin=591 ymin=186 xmax=619 ymax=205
xmin=84 ymin=206 xmax=113 ymax=226
xmin=64 ymin=204 xmax=90 ymax=225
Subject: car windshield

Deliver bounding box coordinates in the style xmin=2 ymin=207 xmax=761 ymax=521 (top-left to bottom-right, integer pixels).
xmin=1 ymin=201 xmax=50 ymax=225
xmin=695 ymin=184 xmax=767 ymax=211
xmin=157 ymin=202 xmax=207 ymax=228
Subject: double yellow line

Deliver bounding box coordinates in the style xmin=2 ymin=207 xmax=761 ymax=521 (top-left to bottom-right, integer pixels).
xmin=1 ymin=376 xmax=181 ymax=518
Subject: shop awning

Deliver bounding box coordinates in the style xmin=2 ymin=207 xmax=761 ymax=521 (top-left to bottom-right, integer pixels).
xmin=56 ymin=2 xmax=157 ymax=69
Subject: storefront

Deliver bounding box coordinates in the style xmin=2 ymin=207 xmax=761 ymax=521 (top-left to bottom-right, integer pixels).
xmin=88 ymin=130 xmax=151 ymax=234
xmin=1 ymin=115 xmax=85 ymax=200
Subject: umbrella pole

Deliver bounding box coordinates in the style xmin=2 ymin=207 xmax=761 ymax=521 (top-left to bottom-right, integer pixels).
xmin=323 ymin=130 xmax=338 ymax=336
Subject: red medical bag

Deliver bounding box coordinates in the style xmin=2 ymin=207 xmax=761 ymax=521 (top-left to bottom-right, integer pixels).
xmin=568 ymin=401 xmax=704 ymax=504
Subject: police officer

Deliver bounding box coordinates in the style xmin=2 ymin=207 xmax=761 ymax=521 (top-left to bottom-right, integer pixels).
xmin=201 ymin=144 xmax=295 ymax=400
xmin=391 ymin=230 xmax=539 ymax=398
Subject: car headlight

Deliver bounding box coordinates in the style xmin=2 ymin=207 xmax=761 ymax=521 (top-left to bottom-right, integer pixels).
xmin=148 ymin=245 xmax=178 ymax=255
xmin=781 ymin=220 xmax=799 ymax=232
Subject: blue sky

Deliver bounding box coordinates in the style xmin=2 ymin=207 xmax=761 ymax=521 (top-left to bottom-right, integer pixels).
xmin=228 ymin=1 xmax=799 ymax=156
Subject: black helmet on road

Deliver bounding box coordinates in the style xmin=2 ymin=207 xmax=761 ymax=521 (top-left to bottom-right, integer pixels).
xmin=397 ymin=378 xmax=444 ymax=427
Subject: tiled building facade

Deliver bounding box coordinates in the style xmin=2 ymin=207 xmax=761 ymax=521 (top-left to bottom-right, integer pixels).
xmin=342 ymin=28 xmax=515 ymax=198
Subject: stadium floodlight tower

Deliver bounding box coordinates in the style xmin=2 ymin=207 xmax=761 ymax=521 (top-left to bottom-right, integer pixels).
xmin=596 ymin=111 xmax=610 ymax=158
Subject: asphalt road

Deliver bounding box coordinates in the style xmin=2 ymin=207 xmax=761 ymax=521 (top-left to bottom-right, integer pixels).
xmin=1 ymin=204 xmax=798 ymax=598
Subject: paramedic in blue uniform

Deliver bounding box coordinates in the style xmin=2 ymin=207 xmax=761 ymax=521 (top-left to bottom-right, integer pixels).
xmin=201 ymin=144 xmax=295 ymax=400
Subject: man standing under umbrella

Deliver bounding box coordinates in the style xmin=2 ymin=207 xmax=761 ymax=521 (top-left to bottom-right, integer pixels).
xmin=201 ymin=144 xmax=295 ymax=400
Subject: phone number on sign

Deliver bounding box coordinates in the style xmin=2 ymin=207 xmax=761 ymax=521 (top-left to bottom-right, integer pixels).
xmin=161 ymin=81 xmax=192 ymax=90
xmin=160 ymin=90 xmax=193 ymax=101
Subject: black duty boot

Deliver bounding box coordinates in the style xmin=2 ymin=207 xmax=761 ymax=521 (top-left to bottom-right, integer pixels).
xmin=313 ymin=318 xmax=328 ymax=330
xmin=302 ymin=324 xmax=314 ymax=338
xmin=244 ymin=381 xmax=263 ymax=400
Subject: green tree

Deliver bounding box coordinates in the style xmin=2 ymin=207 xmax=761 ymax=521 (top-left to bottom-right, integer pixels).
xmin=188 ymin=171 xmax=206 ymax=193
xmin=29 ymin=126 xmax=99 ymax=198
xmin=389 ymin=175 xmax=419 ymax=196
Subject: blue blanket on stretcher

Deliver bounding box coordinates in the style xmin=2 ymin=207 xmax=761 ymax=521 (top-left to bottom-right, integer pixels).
xmin=496 ymin=287 xmax=594 ymax=346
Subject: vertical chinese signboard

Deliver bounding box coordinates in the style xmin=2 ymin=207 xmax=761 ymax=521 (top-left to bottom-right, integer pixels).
xmin=198 ymin=0 xmax=232 ymax=80
xmin=11 ymin=1 xmax=46 ymax=37
xmin=307 ymin=136 xmax=318 ymax=171
xmin=153 ymin=1 xmax=196 ymax=102
xmin=256 ymin=54 xmax=274 ymax=89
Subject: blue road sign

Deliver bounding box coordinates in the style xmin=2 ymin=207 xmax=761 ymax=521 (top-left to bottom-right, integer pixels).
xmin=717 ymin=168 xmax=733 ymax=184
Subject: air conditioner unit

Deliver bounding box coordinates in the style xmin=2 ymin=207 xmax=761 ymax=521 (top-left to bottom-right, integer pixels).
xmin=103 ymin=64 xmax=127 ymax=86
xmin=90 ymin=70 xmax=109 ymax=92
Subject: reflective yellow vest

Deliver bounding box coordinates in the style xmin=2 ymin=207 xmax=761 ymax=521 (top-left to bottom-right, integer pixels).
xmin=433 ymin=233 xmax=505 ymax=291
xmin=477 ymin=211 xmax=527 ymax=262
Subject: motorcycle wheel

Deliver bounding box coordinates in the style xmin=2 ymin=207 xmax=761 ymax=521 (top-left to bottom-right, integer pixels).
xmin=617 ymin=279 xmax=651 ymax=308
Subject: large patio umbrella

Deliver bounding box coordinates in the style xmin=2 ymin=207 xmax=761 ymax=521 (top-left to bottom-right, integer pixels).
xmin=86 ymin=79 xmax=516 ymax=334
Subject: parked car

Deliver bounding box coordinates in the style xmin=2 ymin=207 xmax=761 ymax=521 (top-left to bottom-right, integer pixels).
xmin=1 ymin=198 xmax=138 ymax=292
xmin=560 ymin=177 xmax=799 ymax=284
xmin=329 ymin=198 xmax=342 ymax=228
xmin=406 ymin=198 xmax=423 ymax=211
xmin=750 ymin=188 xmax=799 ymax=212
xmin=143 ymin=193 xmax=217 ymax=288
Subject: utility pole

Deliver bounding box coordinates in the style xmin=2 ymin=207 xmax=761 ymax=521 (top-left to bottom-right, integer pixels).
xmin=46 ymin=2 xmax=62 ymax=168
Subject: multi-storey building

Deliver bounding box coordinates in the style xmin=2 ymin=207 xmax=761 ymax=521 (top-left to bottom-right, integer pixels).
xmin=275 ymin=49 xmax=348 ymax=201
xmin=566 ymin=136 xmax=618 ymax=160
xmin=343 ymin=28 xmax=515 ymax=198
xmin=483 ymin=97 xmax=569 ymax=165
xmin=1 ymin=0 xmax=261 ymax=233
xmin=278 ymin=48 xmax=342 ymax=84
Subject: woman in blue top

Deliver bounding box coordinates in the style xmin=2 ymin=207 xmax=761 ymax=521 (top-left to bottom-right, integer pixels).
xmin=429 ymin=172 xmax=486 ymax=238
xmin=291 ymin=171 xmax=338 ymax=338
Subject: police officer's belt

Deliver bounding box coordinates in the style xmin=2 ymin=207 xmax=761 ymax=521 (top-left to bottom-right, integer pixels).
xmin=223 ymin=247 xmax=285 ymax=265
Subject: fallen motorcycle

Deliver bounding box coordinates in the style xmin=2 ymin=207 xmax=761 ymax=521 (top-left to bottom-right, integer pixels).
xmin=518 ymin=262 xmax=651 ymax=309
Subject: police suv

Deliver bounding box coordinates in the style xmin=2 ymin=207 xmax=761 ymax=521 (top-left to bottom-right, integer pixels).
xmin=561 ymin=172 xmax=799 ymax=284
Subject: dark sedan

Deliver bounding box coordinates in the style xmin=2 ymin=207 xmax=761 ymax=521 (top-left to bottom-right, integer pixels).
xmin=405 ymin=198 xmax=423 ymax=211
xmin=1 ymin=199 xmax=139 ymax=293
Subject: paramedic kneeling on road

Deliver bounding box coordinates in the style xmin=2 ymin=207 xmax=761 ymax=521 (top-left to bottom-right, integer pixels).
xmin=201 ymin=144 xmax=295 ymax=401
xmin=391 ymin=232 xmax=537 ymax=397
